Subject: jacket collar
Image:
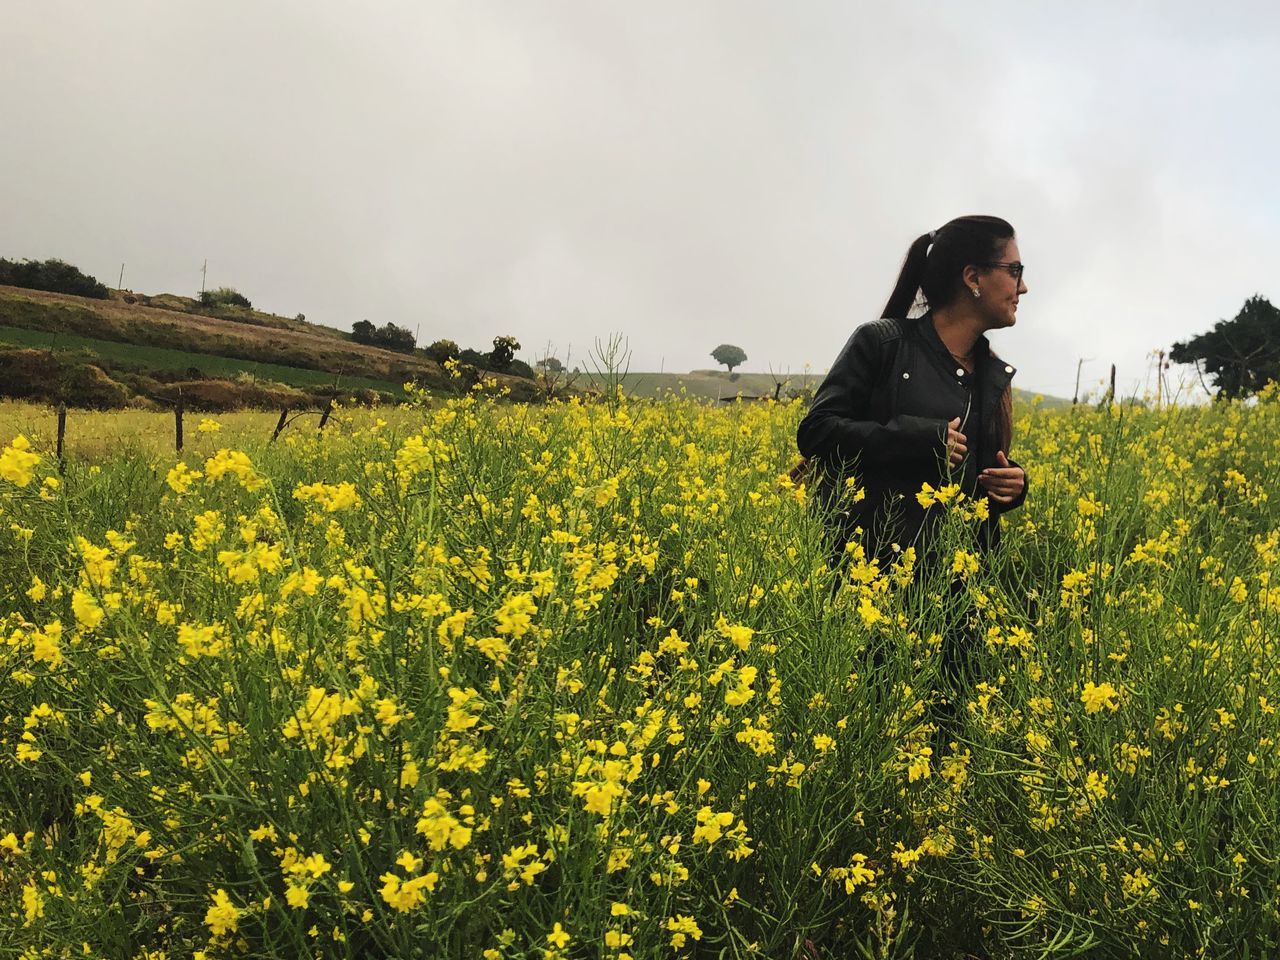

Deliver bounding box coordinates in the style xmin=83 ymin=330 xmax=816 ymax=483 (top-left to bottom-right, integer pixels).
xmin=916 ymin=311 xmax=1016 ymax=385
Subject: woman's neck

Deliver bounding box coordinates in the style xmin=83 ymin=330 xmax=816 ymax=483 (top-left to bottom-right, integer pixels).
xmin=930 ymin=306 xmax=984 ymax=360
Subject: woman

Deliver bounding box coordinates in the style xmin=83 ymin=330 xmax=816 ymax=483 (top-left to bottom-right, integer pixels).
xmin=797 ymin=215 xmax=1028 ymax=569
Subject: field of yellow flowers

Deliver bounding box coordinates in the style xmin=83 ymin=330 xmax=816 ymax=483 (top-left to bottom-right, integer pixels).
xmin=2 ymin=383 xmax=1279 ymax=959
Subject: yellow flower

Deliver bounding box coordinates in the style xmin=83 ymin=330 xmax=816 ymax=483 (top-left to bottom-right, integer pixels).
xmin=166 ymin=462 xmax=203 ymax=494
xmin=547 ymin=922 xmax=571 ymax=949
xmin=379 ymin=871 xmax=438 ymax=912
xmin=285 ymin=882 xmax=310 ymax=909
xmin=177 ymin=622 xmax=226 ymax=658
xmin=71 ymin=590 xmax=105 ymax=631
xmin=951 ymin=549 xmax=979 ymax=579
xmin=1080 ymin=681 xmax=1119 ymax=714
xmin=693 ymin=806 xmax=735 ymax=845
xmin=666 ymin=915 xmax=702 ymax=950
xmin=204 ymin=888 xmax=241 ymax=937
xmin=293 ymin=481 xmax=360 ymax=512
xmin=204 ymin=449 xmax=264 ymax=491
xmin=0 ymin=434 xmax=40 ymax=487
xmin=22 ymin=880 xmax=44 ymax=924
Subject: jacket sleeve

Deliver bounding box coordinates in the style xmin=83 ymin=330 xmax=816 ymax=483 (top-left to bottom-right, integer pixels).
xmin=797 ymin=323 xmax=947 ymax=469
xmin=990 ymin=456 xmax=1028 ymax=513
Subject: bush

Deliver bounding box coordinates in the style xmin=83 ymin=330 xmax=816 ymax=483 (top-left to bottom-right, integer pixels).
xmin=351 ymin=320 xmax=415 ymax=353
xmin=373 ymin=322 xmax=416 ymax=353
xmin=489 ymin=335 xmax=521 ymax=372
xmin=507 ymin=358 xmax=534 ymax=379
xmin=425 ymin=339 xmax=460 ymax=365
xmin=0 ymin=257 xmax=110 ymax=299
xmin=199 ymin=287 xmax=253 ymax=310
xmin=0 ymin=348 xmax=129 ymax=408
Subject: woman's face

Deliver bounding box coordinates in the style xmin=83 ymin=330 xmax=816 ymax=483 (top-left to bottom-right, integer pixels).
xmin=977 ymin=238 xmax=1028 ymax=330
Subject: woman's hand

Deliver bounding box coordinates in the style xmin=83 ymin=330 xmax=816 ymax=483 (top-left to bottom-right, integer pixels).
xmin=979 ymin=451 xmax=1025 ymax=504
xmin=946 ymin=417 xmax=967 ymax=468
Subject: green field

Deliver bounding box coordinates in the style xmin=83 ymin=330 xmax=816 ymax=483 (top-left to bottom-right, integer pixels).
xmin=1 ymin=389 xmax=1278 ymax=956
xmin=620 ymin=369 xmax=1066 ymax=407
xmin=0 ymin=324 xmax=404 ymax=395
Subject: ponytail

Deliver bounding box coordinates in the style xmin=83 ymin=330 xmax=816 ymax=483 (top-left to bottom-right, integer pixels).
xmin=881 ymin=232 xmax=933 ymax=319
xmin=882 ymin=216 xmax=1015 ymax=319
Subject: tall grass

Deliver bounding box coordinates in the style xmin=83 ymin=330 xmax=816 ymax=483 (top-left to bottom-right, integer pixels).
xmin=0 ymin=385 xmax=1277 ymax=958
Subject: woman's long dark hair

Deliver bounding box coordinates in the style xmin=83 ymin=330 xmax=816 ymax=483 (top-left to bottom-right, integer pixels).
xmin=881 ymin=215 xmax=1017 ymax=453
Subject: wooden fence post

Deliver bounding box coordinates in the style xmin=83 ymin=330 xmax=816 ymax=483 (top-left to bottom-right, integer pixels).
xmin=174 ymin=399 xmax=184 ymax=453
xmin=271 ymin=406 xmax=290 ymax=443
xmin=56 ymin=404 xmax=67 ymax=473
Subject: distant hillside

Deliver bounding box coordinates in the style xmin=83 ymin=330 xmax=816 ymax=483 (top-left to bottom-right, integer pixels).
xmin=0 ymin=285 xmax=446 ymax=384
xmin=620 ymin=369 xmax=1067 ymax=407
xmin=0 ymin=284 xmax=540 ymax=408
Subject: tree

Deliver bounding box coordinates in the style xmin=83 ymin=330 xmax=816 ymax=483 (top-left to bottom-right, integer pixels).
xmin=490 ymin=335 xmax=521 ymax=372
xmin=0 ymin=257 xmax=110 ymax=299
xmin=536 ymin=356 xmax=564 ymax=373
xmin=350 ymin=320 xmax=414 ymax=352
xmin=711 ymin=343 xmax=747 ymax=373
xmin=374 ymin=322 xmax=416 ymax=353
xmin=425 ymin=339 xmax=460 ymax=365
xmin=1170 ymin=295 xmax=1280 ymax=398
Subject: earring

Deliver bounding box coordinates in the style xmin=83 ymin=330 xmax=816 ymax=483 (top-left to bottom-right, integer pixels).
xmin=972 ymin=287 xmax=980 ymax=298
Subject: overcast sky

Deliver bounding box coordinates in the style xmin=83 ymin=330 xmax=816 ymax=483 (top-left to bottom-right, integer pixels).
xmin=3 ymin=1 xmax=1278 ymax=399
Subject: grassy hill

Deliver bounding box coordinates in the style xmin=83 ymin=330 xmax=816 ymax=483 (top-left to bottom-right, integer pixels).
xmin=0 ymin=285 xmax=446 ymax=385
xmin=619 ymin=368 xmax=1066 ymax=408
xmin=0 ymin=284 xmax=542 ymax=408
xmin=0 ymin=324 xmax=401 ymax=394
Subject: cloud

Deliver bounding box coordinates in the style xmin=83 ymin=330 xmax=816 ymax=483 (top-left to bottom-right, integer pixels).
xmin=1 ymin=1 xmax=1276 ymax=399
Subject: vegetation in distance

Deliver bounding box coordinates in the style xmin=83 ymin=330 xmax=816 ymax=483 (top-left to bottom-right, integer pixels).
xmin=1 ymin=380 xmax=1279 ymax=957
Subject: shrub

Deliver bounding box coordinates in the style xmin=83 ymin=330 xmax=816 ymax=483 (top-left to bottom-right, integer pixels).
xmin=198 ymin=287 xmax=253 ymax=310
xmin=425 ymin=339 xmax=460 ymax=365
xmin=0 ymin=348 xmax=129 ymax=408
xmin=351 ymin=320 xmax=415 ymax=353
xmin=489 ymin=335 xmax=521 ymax=372
xmin=373 ymin=322 xmax=416 ymax=353
xmin=0 ymin=257 xmax=110 ymax=299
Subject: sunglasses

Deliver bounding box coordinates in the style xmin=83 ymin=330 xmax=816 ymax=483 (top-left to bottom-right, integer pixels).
xmin=979 ymin=261 xmax=1025 ymax=282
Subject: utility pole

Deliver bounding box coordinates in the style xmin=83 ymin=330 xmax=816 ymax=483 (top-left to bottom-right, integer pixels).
xmin=1109 ymin=364 xmax=1116 ymax=404
xmin=1156 ymin=350 xmax=1165 ymax=409
xmin=118 ymin=263 xmax=125 ymax=290
xmin=201 ymin=260 xmax=207 ymax=295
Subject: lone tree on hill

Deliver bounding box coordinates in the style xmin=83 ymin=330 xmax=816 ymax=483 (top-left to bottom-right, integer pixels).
xmin=711 ymin=343 xmax=747 ymax=374
xmin=489 ymin=335 xmax=521 ymax=372
xmin=1170 ymin=295 xmax=1280 ymax=398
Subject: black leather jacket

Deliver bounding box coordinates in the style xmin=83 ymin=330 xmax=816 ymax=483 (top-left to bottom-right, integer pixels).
xmin=797 ymin=313 xmax=1027 ymax=561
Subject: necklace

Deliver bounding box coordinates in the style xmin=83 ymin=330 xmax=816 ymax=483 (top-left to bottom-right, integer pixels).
xmin=949 ymin=350 xmax=974 ymax=362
